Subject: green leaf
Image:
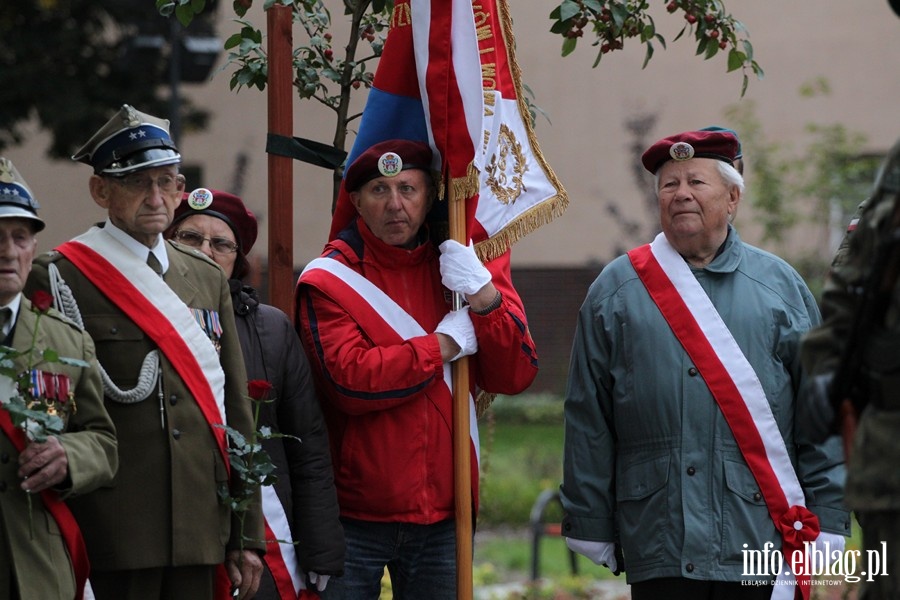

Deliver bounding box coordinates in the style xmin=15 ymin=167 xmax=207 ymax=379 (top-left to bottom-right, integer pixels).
xmin=42 ymin=349 xmax=59 ymax=362
xmin=224 ymin=33 xmax=243 ymax=50
xmin=642 ymin=41 xmax=654 ymax=69
xmin=609 ymin=4 xmax=629 ymax=29
xmin=561 ymin=36 xmax=577 ymax=57
xmin=582 ymin=0 xmax=604 ymax=12
xmin=704 ymin=38 xmax=719 ymax=60
xmin=696 ymin=36 xmax=708 ymax=56
xmin=549 ymin=20 xmax=570 ymax=34
xmin=727 ymin=49 xmax=745 ymax=72
xmin=558 ymin=0 xmax=581 ymax=22
xmin=174 ymin=3 xmax=195 ymax=26
xmin=752 ymin=61 xmax=765 ymax=80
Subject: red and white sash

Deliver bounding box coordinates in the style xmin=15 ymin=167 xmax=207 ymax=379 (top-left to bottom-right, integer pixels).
xmin=300 ymin=257 xmax=480 ymax=468
xmin=56 ymin=227 xmax=229 ymax=468
xmin=260 ymin=484 xmax=305 ymax=599
xmin=628 ymin=233 xmax=818 ymax=600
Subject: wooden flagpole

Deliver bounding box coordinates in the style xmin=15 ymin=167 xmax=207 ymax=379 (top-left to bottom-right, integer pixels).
xmin=266 ymin=4 xmax=293 ymax=314
xmin=450 ymin=186 xmax=474 ymax=600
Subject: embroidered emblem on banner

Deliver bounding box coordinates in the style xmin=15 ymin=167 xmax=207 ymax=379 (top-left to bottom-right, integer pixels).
xmin=485 ymin=124 xmax=527 ymax=205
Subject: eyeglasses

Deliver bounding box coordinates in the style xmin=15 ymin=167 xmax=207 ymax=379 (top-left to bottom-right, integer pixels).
xmin=109 ymin=173 xmax=186 ymax=195
xmin=174 ymin=229 xmax=239 ymax=254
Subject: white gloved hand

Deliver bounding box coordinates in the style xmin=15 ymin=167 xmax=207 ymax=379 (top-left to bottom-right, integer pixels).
xmin=439 ymin=239 xmax=492 ymax=296
xmin=565 ymin=538 xmax=617 ymax=572
xmin=810 ymin=532 xmax=846 ymax=565
xmin=308 ymin=571 xmax=330 ymax=592
xmin=434 ymin=307 xmax=478 ymax=361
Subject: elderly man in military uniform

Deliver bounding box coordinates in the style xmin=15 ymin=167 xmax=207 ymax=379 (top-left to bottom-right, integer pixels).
xmin=0 ymin=157 xmax=117 ymax=599
xmin=24 ymin=105 xmax=264 ymax=600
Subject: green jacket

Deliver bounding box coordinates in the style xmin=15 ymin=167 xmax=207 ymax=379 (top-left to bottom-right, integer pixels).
xmin=801 ymin=137 xmax=900 ymax=511
xmin=561 ymin=228 xmax=848 ymax=584
xmin=0 ymin=297 xmax=117 ymax=599
xmin=25 ymin=238 xmax=263 ymax=571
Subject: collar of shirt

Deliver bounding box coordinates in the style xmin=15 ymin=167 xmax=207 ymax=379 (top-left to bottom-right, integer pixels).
xmin=103 ymin=218 xmax=170 ymax=274
xmin=0 ymin=293 xmax=23 ymax=338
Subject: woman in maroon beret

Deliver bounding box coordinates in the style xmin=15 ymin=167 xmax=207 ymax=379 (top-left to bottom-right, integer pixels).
xmin=168 ymin=188 xmax=344 ymax=599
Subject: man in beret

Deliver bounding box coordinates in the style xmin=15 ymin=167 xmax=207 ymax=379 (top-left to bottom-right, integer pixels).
xmin=294 ymin=139 xmax=538 ymax=598
xmin=559 ymin=130 xmax=848 ymax=599
xmin=24 ymin=105 xmax=264 ymax=600
xmin=0 ymin=157 xmax=117 ymax=600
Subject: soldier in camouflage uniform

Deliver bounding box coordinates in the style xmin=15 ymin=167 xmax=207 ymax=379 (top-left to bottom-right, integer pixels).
xmin=800 ymin=136 xmax=900 ymax=599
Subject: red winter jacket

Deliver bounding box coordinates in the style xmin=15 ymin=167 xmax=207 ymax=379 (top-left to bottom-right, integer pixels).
xmin=295 ymin=219 xmax=537 ymax=524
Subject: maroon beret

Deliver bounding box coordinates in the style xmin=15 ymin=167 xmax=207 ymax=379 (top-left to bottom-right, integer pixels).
xmin=172 ymin=188 xmax=258 ymax=254
xmin=641 ymin=130 xmax=739 ymax=174
xmin=344 ymin=139 xmax=434 ymax=192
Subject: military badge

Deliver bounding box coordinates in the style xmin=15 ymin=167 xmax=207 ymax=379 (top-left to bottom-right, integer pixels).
xmin=29 ymin=371 xmax=72 ymax=405
xmin=669 ymin=142 xmax=695 ymax=162
xmin=187 ymin=188 xmax=214 ymax=211
xmin=378 ymin=152 xmax=403 ymax=178
xmin=190 ymin=307 xmax=223 ymax=353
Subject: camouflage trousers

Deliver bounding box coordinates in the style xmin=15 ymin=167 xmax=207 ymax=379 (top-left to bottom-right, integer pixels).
xmin=857 ymin=511 xmax=900 ymax=600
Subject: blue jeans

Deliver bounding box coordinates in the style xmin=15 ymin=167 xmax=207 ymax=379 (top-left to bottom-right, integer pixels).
xmin=323 ymin=517 xmax=459 ymax=600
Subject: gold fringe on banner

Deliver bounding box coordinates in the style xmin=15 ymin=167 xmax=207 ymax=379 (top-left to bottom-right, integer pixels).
xmin=449 ymin=162 xmax=481 ymax=206
xmin=475 ymin=195 xmax=570 ymax=263
xmin=476 ymin=391 xmax=496 ymax=419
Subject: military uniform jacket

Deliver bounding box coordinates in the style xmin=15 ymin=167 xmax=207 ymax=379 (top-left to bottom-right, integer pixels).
xmin=0 ymin=297 xmax=117 ymax=598
xmin=801 ymin=141 xmax=900 ymax=511
xmin=26 ymin=236 xmax=264 ymax=571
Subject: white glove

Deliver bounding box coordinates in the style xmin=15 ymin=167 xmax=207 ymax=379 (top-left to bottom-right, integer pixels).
xmin=434 ymin=307 xmax=478 ymax=361
xmin=565 ymin=538 xmax=617 ymax=572
xmin=439 ymin=240 xmax=492 ymax=296
xmin=308 ymin=571 xmax=330 ymax=592
xmin=810 ymin=531 xmax=846 ymax=565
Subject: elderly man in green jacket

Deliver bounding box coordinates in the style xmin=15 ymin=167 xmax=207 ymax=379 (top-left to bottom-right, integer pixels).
xmin=0 ymin=157 xmax=117 ymax=600
xmin=560 ymin=130 xmax=848 ymax=600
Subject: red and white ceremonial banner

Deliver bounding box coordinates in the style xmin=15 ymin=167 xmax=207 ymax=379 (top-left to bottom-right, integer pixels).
xmin=329 ymin=0 xmax=567 ymax=258
xmin=629 ymin=233 xmax=820 ymax=600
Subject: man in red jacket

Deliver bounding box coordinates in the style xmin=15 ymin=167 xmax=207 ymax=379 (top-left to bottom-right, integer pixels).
xmin=295 ymin=139 xmax=538 ymax=599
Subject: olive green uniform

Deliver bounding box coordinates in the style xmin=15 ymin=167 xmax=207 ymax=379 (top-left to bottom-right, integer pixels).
xmin=0 ymin=298 xmax=117 ymax=599
xmin=25 ymin=240 xmax=263 ymax=593
xmin=801 ymin=138 xmax=900 ymax=599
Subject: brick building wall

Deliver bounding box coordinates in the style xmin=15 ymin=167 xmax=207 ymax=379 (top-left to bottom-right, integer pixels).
xmin=511 ymin=267 xmax=603 ymax=396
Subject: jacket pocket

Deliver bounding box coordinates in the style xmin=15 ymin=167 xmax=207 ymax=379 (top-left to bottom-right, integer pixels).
xmin=82 ymin=314 xmax=151 ymax=390
xmin=721 ymin=458 xmax=777 ymax=564
xmin=616 ymin=453 xmax=669 ymax=566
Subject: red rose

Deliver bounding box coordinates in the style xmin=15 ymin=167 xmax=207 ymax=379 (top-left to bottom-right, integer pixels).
xmin=247 ymin=379 xmax=273 ymax=401
xmin=30 ymin=290 xmax=53 ymax=313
